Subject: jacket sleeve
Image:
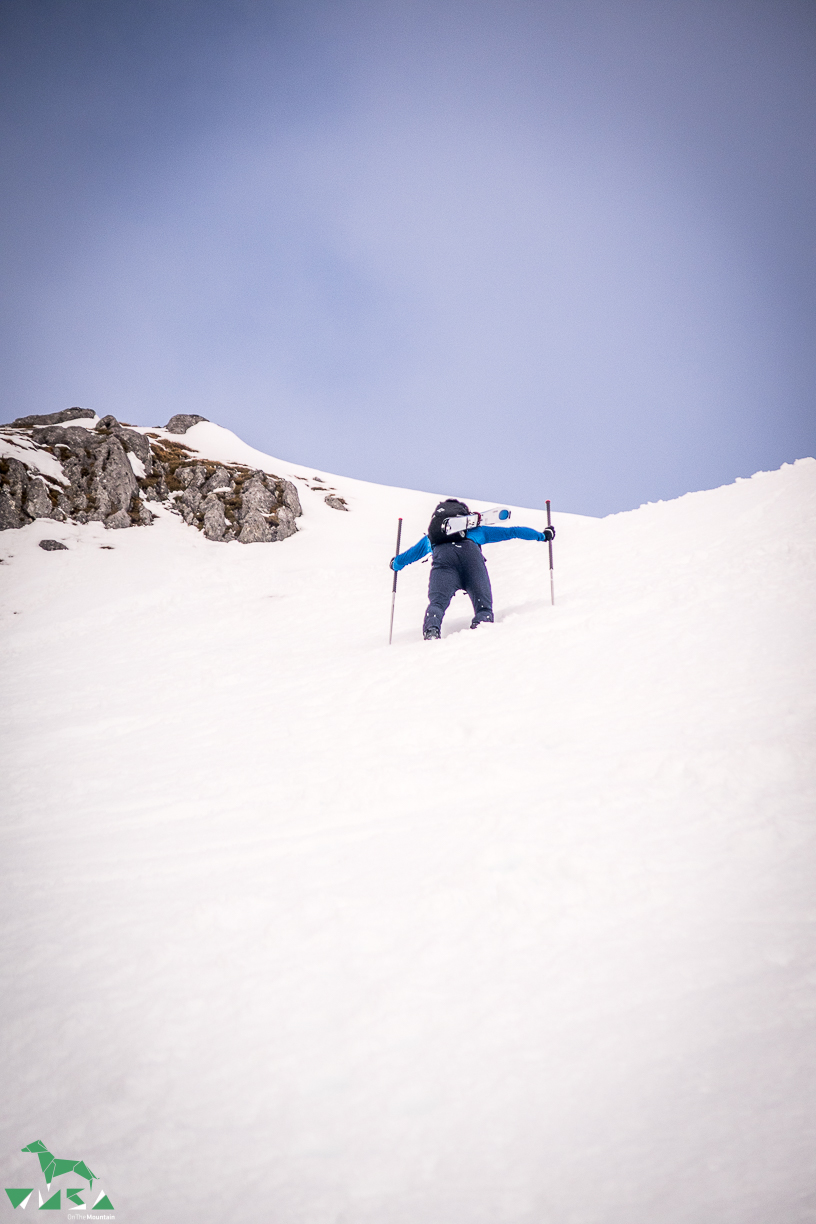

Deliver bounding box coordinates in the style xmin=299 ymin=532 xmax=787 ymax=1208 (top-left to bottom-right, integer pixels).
xmin=467 ymin=525 xmax=547 ymax=544
xmin=392 ymin=535 xmax=432 ymax=570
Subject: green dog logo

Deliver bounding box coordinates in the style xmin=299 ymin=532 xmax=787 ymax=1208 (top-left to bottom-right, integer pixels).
xmin=4 ymin=1141 xmax=113 ymax=1212
xmin=21 ymin=1140 xmax=96 ymax=1190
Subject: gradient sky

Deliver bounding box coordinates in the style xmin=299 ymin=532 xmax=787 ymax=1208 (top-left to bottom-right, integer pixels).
xmin=1 ymin=0 xmax=814 ymax=514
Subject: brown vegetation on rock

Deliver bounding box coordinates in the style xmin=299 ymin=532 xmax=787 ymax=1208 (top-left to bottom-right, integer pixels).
xmin=0 ymin=415 xmax=303 ymax=544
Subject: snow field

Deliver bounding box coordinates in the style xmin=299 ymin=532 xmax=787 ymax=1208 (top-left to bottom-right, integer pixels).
xmin=1 ymin=431 xmax=814 ymax=1223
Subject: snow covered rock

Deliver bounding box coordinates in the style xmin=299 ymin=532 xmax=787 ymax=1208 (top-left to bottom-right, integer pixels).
xmin=28 ymin=423 xmax=138 ymax=524
xmin=0 ymin=413 xmax=303 ymax=543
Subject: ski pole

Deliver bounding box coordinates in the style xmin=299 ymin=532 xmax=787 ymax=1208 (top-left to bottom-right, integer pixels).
xmin=388 ymin=516 xmax=403 ymax=645
xmin=546 ymin=499 xmax=554 ymax=605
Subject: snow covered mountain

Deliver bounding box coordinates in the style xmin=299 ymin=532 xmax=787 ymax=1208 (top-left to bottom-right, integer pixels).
xmin=1 ymin=420 xmax=814 ymax=1223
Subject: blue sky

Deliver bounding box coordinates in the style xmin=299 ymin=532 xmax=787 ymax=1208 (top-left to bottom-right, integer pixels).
xmin=1 ymin=0 xmax=814 ymax=514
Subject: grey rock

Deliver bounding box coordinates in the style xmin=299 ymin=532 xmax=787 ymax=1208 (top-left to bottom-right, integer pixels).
xmin=324 ymin=494 xmax=348 ymax=511
xmin=95 ymin=416 xmax=153 ymax=473
xmin=240 ymin=473 xmax=275 ymax=520
xmin=1 ymin=414 xmax=301 ymax=547
xmin=66 ymin=485 xmax=88 ymax=513
xmin=85 ymin=437 xmax=137 ymax=519
xmin=143 ymin=472 xmax=168 ymax=502
xmin=177 ymin=464 xmax=207 ymax=489
xmin=23 ymin=477 xmax=56 ymax=520
xmin=200 ymin=466 xmax=232 ymax=496
xmin=6 ymin=407 xmax=95 ymax=428
xmin=165 ymin=414 xmax=209 ymax=434
xmin=282 ymin=480 xmax=303 ymax=517
xmin=202 ymin=494 xmax=226 ymax=541
xmin=104 ymin=508 xmax=131 ymax=529
xmin=276 ymin=505 xmax=297 ymax=540
xmin=33 ymin=424 xmax=103 ymax=448
xmin=0 ymin=489 xmax=24 ymax=530
xmin=178 ymin=487 xmax=203 ymax=523
xmin=32 ymin=426 xmax=108 ymax=517
xmin=130 ymin=436 xmax=153 ymax=474
xmin=238 ymin=509 xmax=273 ymax=544
xmin=0 ymin=457 xmax=37 ymax=529
xmin=39 ymin=538 xmax=69 ymax=550
xmin=0 ymin=457 xmax=29 ymax=522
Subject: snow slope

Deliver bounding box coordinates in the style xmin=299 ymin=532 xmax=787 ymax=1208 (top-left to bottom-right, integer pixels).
xmin=1 ymin=430 xmax=815 ymax=1224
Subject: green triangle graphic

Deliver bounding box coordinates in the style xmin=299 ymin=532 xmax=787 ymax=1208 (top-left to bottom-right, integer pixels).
xmin=66 ymin=1189 xmax=85 ymax=1205
xmin=39 ymin=1190 xmax=61 ymax=1209
xmin=5 ymin=1189 xmax=34 ymax=1209
xmin=91 ymin=1194 xmax=114 ymax=1210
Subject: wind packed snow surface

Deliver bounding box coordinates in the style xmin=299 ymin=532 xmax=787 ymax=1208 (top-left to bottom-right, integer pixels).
xmin=1 ymin=425 xmax=815 ymax=1224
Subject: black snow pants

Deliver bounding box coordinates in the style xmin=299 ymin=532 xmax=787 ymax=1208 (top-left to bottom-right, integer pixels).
xmin=423 ymin=539 xmax=494 ymax=635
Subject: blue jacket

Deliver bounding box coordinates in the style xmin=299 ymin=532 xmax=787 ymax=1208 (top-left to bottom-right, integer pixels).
xmin=391 ymin=524 xmax=547 ymax=571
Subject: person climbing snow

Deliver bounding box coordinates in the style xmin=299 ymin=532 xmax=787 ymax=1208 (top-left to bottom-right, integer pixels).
xmin=390 ymin=498 xmax=555 ymax=640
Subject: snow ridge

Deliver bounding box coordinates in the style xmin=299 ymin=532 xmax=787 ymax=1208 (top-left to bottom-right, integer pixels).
xmin=1 ymin=433 xmax=814 ymax=1224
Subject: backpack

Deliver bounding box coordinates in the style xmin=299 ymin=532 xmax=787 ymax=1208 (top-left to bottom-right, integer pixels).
xmin=428 ymin=498 xmax=470 ymax=546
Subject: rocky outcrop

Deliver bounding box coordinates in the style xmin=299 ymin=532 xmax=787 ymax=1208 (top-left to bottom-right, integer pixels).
xmin=0 ymin=413 xmax=303 ymax=544
xmin=39 ymin=539 xmax=68 ymax=551
xmin=95 ymin=416 xmax=154 ymax=472
xmin=0 ymin=456 xmax=62 ymax=529
xmin=145 ymin=435 xmax=302 ymax=542
xmin=165 ymin=414 xmax=208 ymax=434
xmin=3 ymin=407 xmax=95 ymax=428
xmin=29 ymin=422 xmax=141 ymax=527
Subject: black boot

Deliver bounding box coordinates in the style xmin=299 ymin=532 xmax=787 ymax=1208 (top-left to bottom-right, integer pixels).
xmin=423 ymin=626 xmax=441 ymax=640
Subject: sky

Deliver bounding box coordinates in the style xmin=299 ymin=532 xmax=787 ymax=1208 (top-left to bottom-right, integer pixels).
xmin=1 ymin=0 xmax=814 ymax=515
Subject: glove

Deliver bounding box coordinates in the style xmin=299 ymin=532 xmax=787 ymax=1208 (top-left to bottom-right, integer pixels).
xmin=390 ymin=556 xmax=399 ymax=571
xmin=539 ymin=527 xmax=555 ymax=542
